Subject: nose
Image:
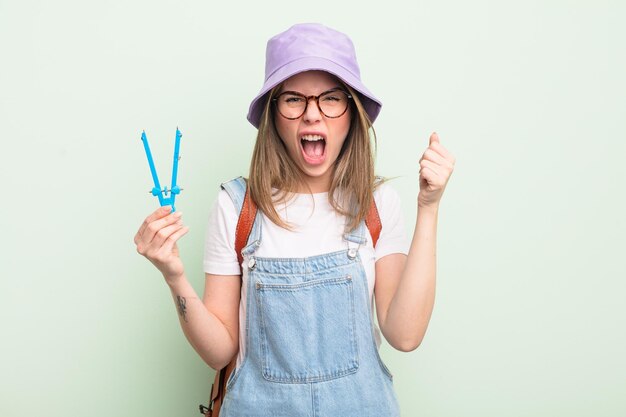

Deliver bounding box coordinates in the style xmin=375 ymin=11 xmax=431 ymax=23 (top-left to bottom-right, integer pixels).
xmin=303 ymin=97 xmax=322 ymax=123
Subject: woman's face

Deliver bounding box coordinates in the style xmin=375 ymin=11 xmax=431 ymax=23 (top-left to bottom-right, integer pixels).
xmin=274 ymin=70 xmax=351 ymax=193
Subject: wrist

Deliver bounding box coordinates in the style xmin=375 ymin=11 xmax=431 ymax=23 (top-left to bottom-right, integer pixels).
xmin=164 ymin=271 xmax=187 ymax=289
xmin=417 ymin=203 xmax=440 ymax=214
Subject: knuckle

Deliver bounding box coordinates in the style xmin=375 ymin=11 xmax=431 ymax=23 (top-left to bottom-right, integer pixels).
xmin=146 ymin=251 xmax=160 ymax=263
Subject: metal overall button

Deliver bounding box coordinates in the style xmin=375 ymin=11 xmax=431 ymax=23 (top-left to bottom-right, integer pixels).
xmin=347 ymin=248 xmax=358 ymax=259
xmin=248 ymin=257 xmax=257 ymax=270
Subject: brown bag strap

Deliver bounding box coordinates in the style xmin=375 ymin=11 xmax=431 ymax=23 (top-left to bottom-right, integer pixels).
xmin=365 ymin=197 xmax=382 ymax=247
xmin=234 ymin=183 xmax=258 ymax=270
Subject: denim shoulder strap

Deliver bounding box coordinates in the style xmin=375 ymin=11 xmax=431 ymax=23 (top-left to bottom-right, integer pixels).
xmin=220 ymin=177 xmax=262 ymax=265
xmin=220 ymin=176 xmax=247 ymax=215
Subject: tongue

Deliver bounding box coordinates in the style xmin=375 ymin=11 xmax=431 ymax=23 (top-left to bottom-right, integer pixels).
xmin=302 ymin=140 xmax=324 ymax=158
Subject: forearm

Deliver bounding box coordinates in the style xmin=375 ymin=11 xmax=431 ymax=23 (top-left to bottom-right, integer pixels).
xmin=384 ymin=204 xmax=438 ymax=351
xmin=166 ymin=273 xmax=237 ymax=370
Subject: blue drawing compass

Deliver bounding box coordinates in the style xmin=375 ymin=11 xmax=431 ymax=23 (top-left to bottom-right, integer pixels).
xmin=140 ymin=127 xmax=183 ymax=212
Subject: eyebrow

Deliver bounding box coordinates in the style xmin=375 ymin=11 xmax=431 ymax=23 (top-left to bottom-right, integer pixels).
xmin=278 ymin=86 xmax=343 ymax=96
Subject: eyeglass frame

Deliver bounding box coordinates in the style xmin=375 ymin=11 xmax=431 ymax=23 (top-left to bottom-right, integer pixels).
xmin=271 ymin=88 xmax=353 ymax=120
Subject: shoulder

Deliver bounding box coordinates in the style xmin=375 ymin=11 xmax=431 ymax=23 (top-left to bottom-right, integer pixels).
xmin=216 ymin=188 xmax=238 ymax=212
xmin=207 ymin=181 xmax=242 ymax=226
xmin=373 ymin=180 xmax=402 ymax=210
xmin=371 ymin=179 xmax=409 ymax=258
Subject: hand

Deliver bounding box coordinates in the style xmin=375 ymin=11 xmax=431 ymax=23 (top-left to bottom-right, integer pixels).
xmin=134 ymin=205 xmax=189 ymax=284
xmin=418 ymin=132 xmax=455 ymax=209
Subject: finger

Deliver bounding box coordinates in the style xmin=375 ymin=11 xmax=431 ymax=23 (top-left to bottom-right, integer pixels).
xmin=419 ymin=159 xmax=442 ymax=179
xmin=144 ymin=211 xmax=184 ymax=246
xmin=430 ymin=141 xmax=455 ymax=164
xmin=420 ymin=166 xmax=438 ymax=185
xmin=429 ymin=131 xmax=440 ymax=145
xmin=160 ymin=225 xmax=190 ymax=254
xmin=419 ymin=133 xmax=438 ymax=163
xmin=147 ymin=219 xmax=185 ymax=251
xmin=138 ymin=205 xmax=173 ymax=238
xmin=421 ymin=132 xmax=446 ymax=161
xmin=422 ymin=148 xmax=448 ymax=167
xmin=425 ymin=146 xmax=455 ymax=170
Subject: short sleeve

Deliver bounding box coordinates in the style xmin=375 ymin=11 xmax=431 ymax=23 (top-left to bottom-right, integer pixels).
xmin=203 ymin=189 xmax=241 ymax=275
xmin=373 ymin=182 xmax=410 ymax=260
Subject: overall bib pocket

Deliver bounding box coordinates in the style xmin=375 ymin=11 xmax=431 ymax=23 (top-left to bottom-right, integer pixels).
xmin=255 ymin=275 xmax=359 ymax=383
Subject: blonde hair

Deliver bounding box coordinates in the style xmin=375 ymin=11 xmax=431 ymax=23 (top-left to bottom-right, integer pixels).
xmin=248 ymin=76 xmax=382 ymax=233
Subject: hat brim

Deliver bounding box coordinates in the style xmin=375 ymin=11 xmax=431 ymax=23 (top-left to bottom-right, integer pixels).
xmin=247 ymin=56 xmax=382 ymax=129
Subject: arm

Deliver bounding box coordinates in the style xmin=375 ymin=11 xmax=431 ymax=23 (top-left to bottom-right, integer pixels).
xmin=166 ymin=272 xmax=241 ymax=370
xmin=374 ymin=132 xmax=454 ymax=352
xmin=374 ymin=206 xmax=438 ymax=352
xmin=167 ymin=188 xmax=243 ymax=369
xmin=135 ymin=191 xmax=242 ymax=370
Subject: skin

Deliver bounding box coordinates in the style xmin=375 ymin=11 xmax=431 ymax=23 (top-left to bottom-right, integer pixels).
xmin=134 ymin=70 xmax=455 ymax=369
xmin=274 ymin=70 xmax=351 ymax=193
xmin=375 ymin=132 xmax=455 ymax=351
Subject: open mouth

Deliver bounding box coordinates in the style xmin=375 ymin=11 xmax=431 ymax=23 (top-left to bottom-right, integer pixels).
xmin=300 ymin=134 xmax=326 ymax=163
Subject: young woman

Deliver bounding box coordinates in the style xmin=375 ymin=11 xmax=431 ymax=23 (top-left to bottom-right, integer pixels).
xmin=135 ymin=23 xmax=454 ymax=416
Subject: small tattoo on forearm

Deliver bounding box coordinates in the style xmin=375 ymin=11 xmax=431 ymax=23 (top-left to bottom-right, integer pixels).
xmin=176 ymin=296 xmax=188 ymax=322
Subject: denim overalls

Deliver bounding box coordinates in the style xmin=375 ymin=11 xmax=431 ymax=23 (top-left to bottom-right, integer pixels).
xmin=219 ymin=177 xmax=401 ymax=417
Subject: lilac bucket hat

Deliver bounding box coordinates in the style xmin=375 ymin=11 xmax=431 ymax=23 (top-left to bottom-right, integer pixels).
xmin=246 ymin=23 xmax=382 ymax=129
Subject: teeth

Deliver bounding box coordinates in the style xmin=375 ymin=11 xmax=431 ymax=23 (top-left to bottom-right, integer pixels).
xmin=301 ymin=134 xmax=325 ymax=141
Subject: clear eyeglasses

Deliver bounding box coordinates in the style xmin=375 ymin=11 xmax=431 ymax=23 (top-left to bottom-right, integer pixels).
xmin=272 ymin=88 xmax=352 ymax=120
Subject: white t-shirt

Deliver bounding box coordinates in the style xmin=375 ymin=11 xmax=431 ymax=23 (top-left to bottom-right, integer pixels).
xmin=203 ymin=182 xmax=410 ymax=369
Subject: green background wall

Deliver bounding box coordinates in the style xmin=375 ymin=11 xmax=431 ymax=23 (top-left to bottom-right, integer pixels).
xmin=1 ymin=0 xmax=624 ymax=416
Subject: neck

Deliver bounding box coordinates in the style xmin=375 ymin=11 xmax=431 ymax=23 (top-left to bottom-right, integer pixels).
xmin=299 ymin=173 xmax=332 ymax=193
